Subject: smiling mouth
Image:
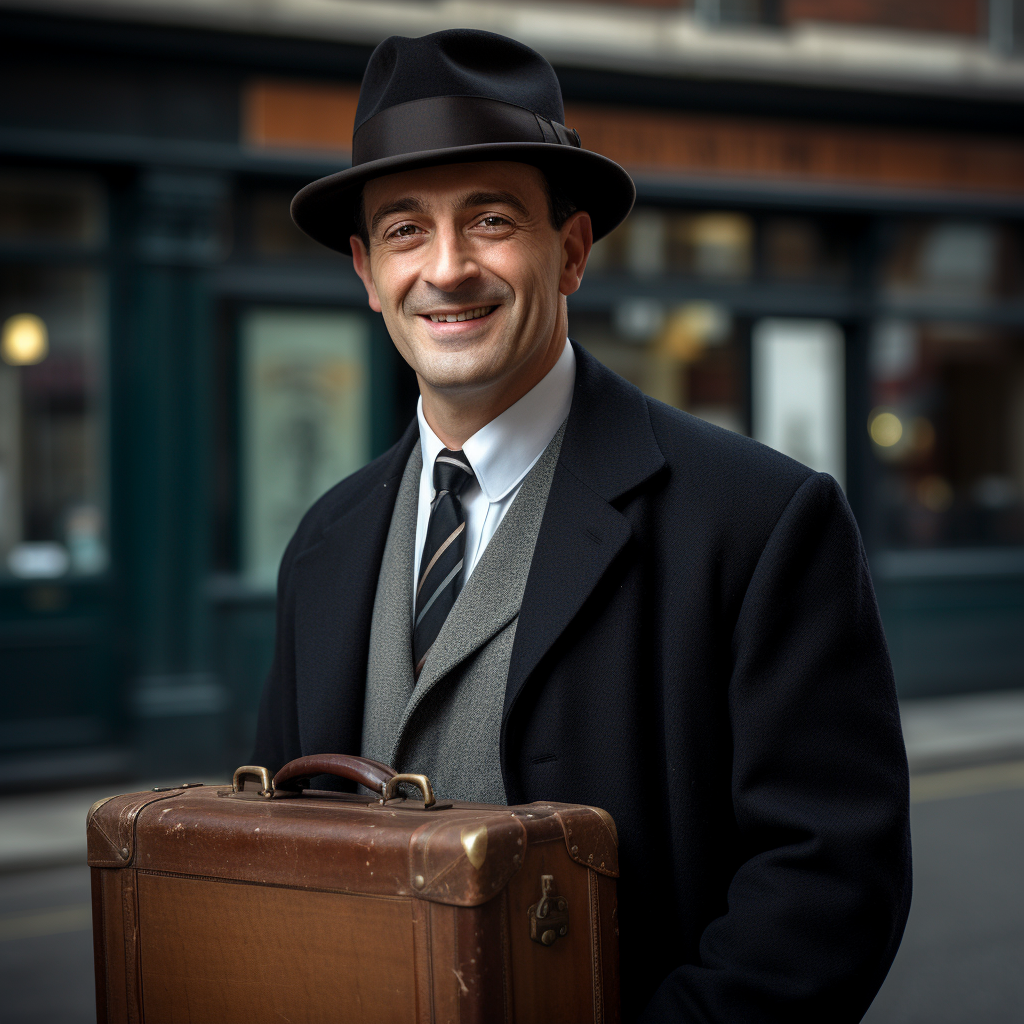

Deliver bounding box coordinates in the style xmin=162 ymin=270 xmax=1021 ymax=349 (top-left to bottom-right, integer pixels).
xmin=426 ymin=306 xmax=495 ymax=323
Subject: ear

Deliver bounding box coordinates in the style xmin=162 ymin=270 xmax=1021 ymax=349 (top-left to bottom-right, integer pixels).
xmin=350 ymin=235 xmax=383 ymax=313
xmin=558 ymin=211 xmax=593 ymax=298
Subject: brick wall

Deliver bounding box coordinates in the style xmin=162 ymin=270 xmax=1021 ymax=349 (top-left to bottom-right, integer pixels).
xmin=566 ymin=0 xmax=985 ymax=35
xmin=781 ymin=0 xmax=983 ymax=35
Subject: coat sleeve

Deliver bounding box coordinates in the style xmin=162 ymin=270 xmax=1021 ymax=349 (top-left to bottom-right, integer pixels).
xmin=640 ymin=472 xmax=912 ymax=1023
xmin=250 ymin=532 xmax=303 ymax=774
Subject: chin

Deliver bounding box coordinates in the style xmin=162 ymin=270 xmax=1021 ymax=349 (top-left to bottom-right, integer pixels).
xmin=416 ymin=348 xmax=512 ymax=391
xmin=408 ymin=332 xmax=507 ymax=380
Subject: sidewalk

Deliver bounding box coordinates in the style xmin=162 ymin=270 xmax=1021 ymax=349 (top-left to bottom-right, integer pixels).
xmin=2 ymin=689 xmax=1024 ymax=872
xmin=900 ymin=689 xmax=1024 ymax=773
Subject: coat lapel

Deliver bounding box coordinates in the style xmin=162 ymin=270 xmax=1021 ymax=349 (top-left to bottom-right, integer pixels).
xmin=503 ymin=343 xmax=666 ymax=724
xmin=290 ymin=421 xmax=418 ymax=758
xmin=398 ymin=420 xmax=566 ymax=745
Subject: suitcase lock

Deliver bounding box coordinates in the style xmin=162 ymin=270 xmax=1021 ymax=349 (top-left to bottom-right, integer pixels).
xmin=529 ymin=874 xmax=569 ymax=947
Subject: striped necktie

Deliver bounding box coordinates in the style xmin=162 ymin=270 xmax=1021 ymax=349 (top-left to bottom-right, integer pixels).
xmin=413 ymin=448 xmax=475 ymax=677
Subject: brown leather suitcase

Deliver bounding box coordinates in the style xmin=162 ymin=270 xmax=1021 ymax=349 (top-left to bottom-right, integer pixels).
xmin=88 ymin=754 xmax=620 ymax=1023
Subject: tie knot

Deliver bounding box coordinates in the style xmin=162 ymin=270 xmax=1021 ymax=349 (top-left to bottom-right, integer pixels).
xmin=433 ymin=448 xmax=475 ymax=497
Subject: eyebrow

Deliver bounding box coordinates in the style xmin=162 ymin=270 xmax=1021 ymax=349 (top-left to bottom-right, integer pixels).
xmin=457 ymin=190 xmax=530 ymax=219
xmin=369 ymin=189 xmax=531 ymax=237
xmin=370 ymin=197 xmax=425 ymax=237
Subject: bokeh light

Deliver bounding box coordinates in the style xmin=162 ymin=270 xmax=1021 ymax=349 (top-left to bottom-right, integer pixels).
xmin=869 ymin=409 xmax=903 ymax=447
xmin=917 ymin=475 xmax=954 ymax=512
xmin=1 ymin=313 xmax=49 ymax=365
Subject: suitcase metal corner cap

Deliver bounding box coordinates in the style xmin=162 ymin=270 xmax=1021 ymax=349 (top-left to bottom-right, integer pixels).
xmin=409 ymin=812 xmax=529 ymax=905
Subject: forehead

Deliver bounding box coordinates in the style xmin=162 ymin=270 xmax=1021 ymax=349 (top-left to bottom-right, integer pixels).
xmin=362 ymin=160 xmax=547 ymax=214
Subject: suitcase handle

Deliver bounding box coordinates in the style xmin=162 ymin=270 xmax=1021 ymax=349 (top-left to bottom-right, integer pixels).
xmin=272 ymin=755 xmax=437 ymax=808
xmin=273 ymin=753 xmax=397 ymax=794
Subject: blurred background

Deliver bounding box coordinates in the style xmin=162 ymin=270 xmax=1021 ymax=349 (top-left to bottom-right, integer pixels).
xmin=0 ymin=0 xmax=1023 ymax=1021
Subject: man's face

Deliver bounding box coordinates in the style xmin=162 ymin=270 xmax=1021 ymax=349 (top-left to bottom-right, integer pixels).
xmin=351 ymin=161 xmax=588 ymax=396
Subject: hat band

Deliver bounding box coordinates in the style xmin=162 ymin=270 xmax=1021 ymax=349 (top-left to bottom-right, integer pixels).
xmin=352 ymin=95 xmax=581 ymax=166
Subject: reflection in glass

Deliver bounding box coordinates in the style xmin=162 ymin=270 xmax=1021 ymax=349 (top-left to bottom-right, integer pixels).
xmin=0 ymin=172 xmax=105 ymax=247
xmin=883 ymin=220 xmax=1021 ymax=302
xmin=589 ymin=208 xmax=754 ymax=280
xmin=870 ymin=320 xmax=1024 ymax=547
xmin=241 ymin=308 xmax=371 ymax=587
xmin=570 ymin=303 xmax=746 ymax=434
xmin=246 ymin=188 xmax=338 ymax=258
xmin=752 ymin=318 xmax=846 ymax=486
xmin=0 ymin=267 xmax=107 ymax=577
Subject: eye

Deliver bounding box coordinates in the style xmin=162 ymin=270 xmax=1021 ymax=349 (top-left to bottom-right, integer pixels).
xmin=385 ymin=223 xmax=422 ymax=240
xmin=479 ymin=215 xmax=510 ymax=228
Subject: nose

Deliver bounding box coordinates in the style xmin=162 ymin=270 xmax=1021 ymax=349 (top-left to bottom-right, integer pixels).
xmin=422 ymin=221 xmax=480 ymax=293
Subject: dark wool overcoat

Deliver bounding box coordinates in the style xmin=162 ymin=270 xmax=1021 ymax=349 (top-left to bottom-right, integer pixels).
xmin=253 ymin=341 xmax=912 ymax=1023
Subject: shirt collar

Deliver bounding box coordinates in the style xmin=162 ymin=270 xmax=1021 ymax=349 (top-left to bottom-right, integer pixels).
xmin=417 ymin=339 xmax=575 ymax=503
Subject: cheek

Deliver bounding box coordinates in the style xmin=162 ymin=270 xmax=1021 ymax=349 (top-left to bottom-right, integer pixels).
xmin=486 ymin=244 xmax=560 ymax=311
xmin=370 ymin=255 xmax=418 ymax=313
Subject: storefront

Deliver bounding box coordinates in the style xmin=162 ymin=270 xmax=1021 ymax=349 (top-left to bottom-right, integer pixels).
xmin=1 ymin=4 xmax=1022 ymax=782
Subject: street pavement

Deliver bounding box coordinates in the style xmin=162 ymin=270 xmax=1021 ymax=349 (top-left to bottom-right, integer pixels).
xmin=865 ymin=773 xmax=1024 ymax=1024
xmin=2 ymin=692 xmax=1023 ymax=1022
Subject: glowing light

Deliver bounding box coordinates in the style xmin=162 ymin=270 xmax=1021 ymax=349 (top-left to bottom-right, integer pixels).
xmin=869 ymin=410 xmax=903 ymax=447
xmin=1 ymin=313 xmax=48 ymax=365
xmin=917 ymin=475 xmax=953 ymax=513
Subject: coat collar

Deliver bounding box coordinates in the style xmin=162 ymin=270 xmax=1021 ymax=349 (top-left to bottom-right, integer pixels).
xmin=558 ymin=341 xmax=666 ymax=504
xmin=501 ymin=343 xmax=666 ymax=794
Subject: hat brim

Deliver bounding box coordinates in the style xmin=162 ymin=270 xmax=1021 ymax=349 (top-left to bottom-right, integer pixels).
xmin=290 ymin=142 xmax=636 ymax=256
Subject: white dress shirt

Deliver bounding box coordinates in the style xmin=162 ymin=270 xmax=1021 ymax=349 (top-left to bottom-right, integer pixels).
xmin=413 ymin=340 xmax=576 ymax=605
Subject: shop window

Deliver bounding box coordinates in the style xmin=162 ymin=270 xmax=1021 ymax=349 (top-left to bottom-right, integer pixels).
xmin=0 ymin=266 xmax=107 ymax=578
xmin=761 ymin=216 xmax=853 ymax=284
xmin=240 ymin=308 xmax=370 ymax=587
xmin=752 ymin=318 xmax=845 ymax=486
xmin=882 ymin=220 xmax=1022 ymax=302
xmin=570 ymin=301 xmax=747 ymax=434
xmin=241 ymin=186 xmax=340 ymax=259
xmin=0 ymin=170 xmax=107 ymax=581
xmin=870 ymin=320 xmax=1024 ymax=547
xmin=0 ymin=172 xmax=105 ymax=248
xmin=589 ymin=208 xmax=754 ymax=280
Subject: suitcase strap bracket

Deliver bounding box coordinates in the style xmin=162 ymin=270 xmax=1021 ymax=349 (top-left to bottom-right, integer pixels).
xmin=232 ymin=765 xmax=274 ymax=798
xmin=529 ymin=874 xmax=570 ymax=946
xmin=381 ymin=773 xmax=436 ymax=808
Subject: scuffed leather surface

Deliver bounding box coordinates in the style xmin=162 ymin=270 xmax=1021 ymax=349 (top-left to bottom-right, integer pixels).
xmin=410 ymin=811 xmax=528 ymax=905
xmin=87 ymin=786 xmax=619 ymax=904
xmin=87 ymin=789 xmax=186 ymax=868
xmin=552 ymin=804 xmax=620 ymax=878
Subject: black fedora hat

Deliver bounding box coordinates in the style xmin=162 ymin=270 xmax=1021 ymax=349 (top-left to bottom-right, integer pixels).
xmin=290 ymin=29 xmax=635 ymax=256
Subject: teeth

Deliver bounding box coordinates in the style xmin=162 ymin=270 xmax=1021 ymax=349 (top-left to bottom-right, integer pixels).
xmin=429 ymin=306 xmax=493 ymax=323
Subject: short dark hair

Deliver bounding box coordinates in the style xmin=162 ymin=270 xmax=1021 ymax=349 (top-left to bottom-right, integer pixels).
xmin=354 ymin=170 xmax=577 ymax=249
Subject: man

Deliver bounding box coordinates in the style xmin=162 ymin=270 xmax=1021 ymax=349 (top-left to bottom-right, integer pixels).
xmin=254 ymin=28 xmax=911 ymax=1023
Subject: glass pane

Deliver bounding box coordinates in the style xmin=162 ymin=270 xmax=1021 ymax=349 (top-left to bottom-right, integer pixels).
xmin=0 ymin=172 xmax=105 ymax=247
xmin=761 ymin=216 xmax=853 ymax=284
xmin=246 ymin=188 xmax=336 ymax=258
xmin=882 ymin=220 xmax=1022 ymax=302
xmin=0 ymin=267 xmax=107 ymax=577
xmin=752 ymin=318 xmax=846 ymax=486
xmin=589 ymin=208 xmax=754 ymax=280
xmin=241 ymin=308 xmax=371 ymax=587
xmin=870 ymin=320 xmax=1024 ymax=547
xmin=570 ymin=301 xmax=747 ymax=434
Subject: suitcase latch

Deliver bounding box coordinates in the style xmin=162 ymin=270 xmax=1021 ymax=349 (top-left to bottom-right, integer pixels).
xmin=529 ymin=874 xmax=569 ymax=946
